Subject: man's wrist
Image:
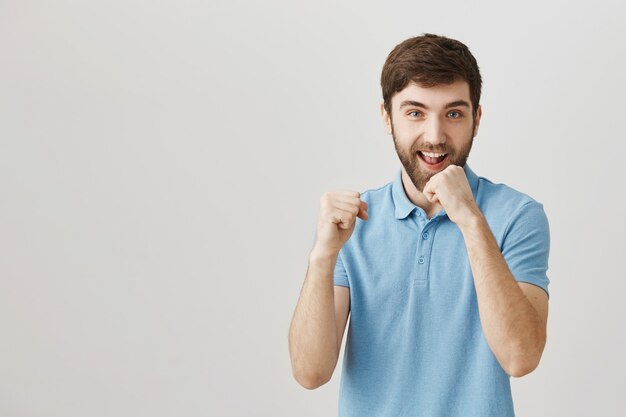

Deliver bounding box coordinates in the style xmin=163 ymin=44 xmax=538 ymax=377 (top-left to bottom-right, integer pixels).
xmin=457 ymin=209 xmax=487 ymax=236
xmin=309 ymin=245 xmax=339 ymax=265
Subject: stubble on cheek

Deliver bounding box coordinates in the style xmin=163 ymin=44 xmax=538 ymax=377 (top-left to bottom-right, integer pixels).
xmin=393 ymin=136 xmax=433 ymax=192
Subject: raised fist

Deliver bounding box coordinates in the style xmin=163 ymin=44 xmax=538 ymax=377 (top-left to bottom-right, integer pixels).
xmin=314 ymin=191 xmax=368 ymax=256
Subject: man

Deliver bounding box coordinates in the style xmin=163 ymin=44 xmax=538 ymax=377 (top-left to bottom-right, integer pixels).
xmin=288 ymin=34 xmax=550 ymax=417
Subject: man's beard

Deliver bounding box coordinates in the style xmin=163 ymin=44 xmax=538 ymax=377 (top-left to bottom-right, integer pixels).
xmin=392 ymin=119 xmax=475 ymax=192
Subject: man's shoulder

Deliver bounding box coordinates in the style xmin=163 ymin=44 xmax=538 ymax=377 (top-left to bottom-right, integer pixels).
xmin=358 ymin=179 xmax=394 ymax=204
xmin=344 ymin=179 xmax=395 ymax=244
xmin=474 ymin=173 xmax=544 ymax=217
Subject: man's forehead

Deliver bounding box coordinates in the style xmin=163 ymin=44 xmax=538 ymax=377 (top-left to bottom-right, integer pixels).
xmin=392 ymin=80 xmax=471 ymax=109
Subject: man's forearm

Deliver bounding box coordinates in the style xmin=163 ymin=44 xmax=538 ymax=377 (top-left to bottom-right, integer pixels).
xmin=459 ymin=213 xmax=545 ymax=377
xmin=288 ymin=248 xmax=339 ymax=389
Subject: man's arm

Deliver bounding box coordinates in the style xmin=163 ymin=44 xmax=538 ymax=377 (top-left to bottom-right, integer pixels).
xmin=288 ymin=191 xmax=366 ymax=389
xmin=461 ymin=216 xmax=548 ymax=377
xmin=288 ymin=249 xmax=351 ymax=389
xmin=423 ymin=166 xmax=549 ymax=377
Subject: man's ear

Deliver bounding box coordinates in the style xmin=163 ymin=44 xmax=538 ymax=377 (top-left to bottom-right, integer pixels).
xmin=473 ymin=105 xmax=482 ymax=137
xmin=380 ymin=103 xmax=392 ymax=135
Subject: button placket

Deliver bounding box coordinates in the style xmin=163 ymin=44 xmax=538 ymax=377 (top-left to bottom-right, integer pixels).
xmin=414 ymin=219 xmax=438 ymax=286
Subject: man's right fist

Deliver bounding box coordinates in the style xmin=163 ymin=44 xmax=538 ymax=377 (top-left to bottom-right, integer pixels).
xmin=314 ymin=191 xmax=368 ymax=256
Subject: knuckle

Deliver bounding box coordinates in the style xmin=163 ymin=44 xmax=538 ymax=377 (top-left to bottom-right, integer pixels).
xmin=321 ymin=192 xmax=335 ymax=205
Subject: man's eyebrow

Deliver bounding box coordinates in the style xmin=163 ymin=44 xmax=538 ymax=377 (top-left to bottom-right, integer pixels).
xmin=399 ymin=100 xmax=471 ymax=110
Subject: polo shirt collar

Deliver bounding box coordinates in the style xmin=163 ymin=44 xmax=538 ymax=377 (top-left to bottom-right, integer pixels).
xmin=392 ymin=164 xmax=480 ymax=220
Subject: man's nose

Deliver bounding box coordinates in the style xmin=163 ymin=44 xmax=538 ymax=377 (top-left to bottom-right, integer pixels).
xmin=422 ymin=117 xmax=446 ymax=145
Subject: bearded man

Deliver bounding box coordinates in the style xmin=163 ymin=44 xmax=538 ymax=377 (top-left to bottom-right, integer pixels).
xmin=289 ymin=33 xmax=550 ymax=417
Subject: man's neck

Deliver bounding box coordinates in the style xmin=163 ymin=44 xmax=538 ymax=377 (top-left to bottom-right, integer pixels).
xmin=401 ymin=169 xmax=443 ymax=219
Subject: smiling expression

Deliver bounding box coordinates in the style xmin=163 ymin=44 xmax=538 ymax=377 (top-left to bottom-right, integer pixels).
xmin=381 ymin=79 xmax=482 ymax=192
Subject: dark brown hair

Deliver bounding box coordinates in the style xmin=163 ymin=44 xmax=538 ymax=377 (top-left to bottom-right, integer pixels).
xmin=381 ymin=33 xmax=482 ymax=118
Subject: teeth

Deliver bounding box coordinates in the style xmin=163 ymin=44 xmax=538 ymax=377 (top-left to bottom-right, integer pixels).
xmin=420 ymin=151 xmax=446 ymax=158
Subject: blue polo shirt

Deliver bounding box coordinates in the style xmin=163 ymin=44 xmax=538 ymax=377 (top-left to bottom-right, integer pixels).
xmin=333 ymin=164 xmax=550 ymax=417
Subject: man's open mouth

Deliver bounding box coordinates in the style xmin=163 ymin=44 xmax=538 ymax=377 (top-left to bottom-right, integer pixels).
xmin=417 ymin=151 xmax=448 ymax=165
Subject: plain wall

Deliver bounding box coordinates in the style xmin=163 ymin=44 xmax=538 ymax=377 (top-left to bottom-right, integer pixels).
xmin=1 ymin=0 xmax=625 ymax=415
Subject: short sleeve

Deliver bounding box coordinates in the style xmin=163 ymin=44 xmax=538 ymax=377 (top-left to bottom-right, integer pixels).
xmin=333 ymin=251 xmax=350 ymax=288
xmin=501 ymin=201 xmax=551 ymax=298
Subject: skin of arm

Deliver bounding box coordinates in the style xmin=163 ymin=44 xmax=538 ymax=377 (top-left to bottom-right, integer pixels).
xmin=288 ymin=249 xmax=351 ymax=389
xmin=423 ymin=166 xmax=549 ymax=377
xmin=289 ymin=192 xmax=364 ymax=389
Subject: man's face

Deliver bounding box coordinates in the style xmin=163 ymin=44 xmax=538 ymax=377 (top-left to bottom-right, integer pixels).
xmin=381 ymin=79 xmax=482 ymax=192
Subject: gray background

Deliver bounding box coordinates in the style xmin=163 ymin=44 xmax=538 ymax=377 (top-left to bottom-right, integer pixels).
xmin=1 ymin=0 xmax=625 ymax=416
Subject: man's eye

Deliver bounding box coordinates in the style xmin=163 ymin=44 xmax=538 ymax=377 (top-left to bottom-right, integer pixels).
xmin=448 ymin=111 xmax=462 ymax=119
xmin=408 ymin=111 xmax=422 ymax=117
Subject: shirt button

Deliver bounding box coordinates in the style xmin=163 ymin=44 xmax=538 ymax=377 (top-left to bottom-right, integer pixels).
xmin=416 ymin=211 xmax=422 ymax=217
xmin=422 ymin=232 xmax=429 ymax=240
xmin=418 ymin=256 xmax=425 ymax=264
